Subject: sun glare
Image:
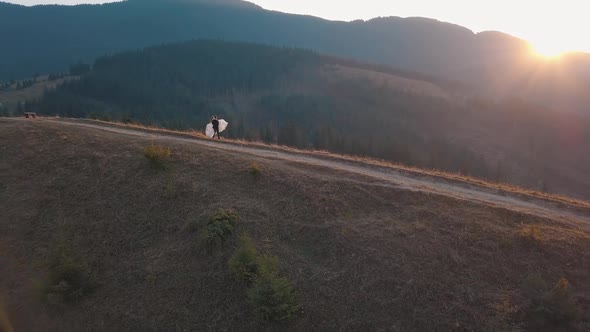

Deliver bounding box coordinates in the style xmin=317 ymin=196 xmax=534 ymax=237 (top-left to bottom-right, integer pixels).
xmin=532 ymin=44 xmax=566 ymax=59
xmin=530 ymin=39 xmax=580 ymax=59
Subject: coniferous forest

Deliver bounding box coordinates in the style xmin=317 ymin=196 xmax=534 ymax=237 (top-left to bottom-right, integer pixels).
xmin=24 ymin=40 xmax=590 ymax=199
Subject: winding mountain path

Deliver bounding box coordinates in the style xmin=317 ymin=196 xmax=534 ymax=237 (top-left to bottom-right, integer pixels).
xmin=14 ymin=117 xmax=590 ymax=229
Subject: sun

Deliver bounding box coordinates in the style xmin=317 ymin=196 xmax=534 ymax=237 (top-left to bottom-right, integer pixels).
xmin=529 ymin=38 xmax=580 ymax=59
xmin=531 ymin=43 xmax=567 ymax=59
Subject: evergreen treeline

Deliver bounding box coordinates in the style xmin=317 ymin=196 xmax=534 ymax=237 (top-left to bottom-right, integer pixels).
xmin=16 ymin=79 xmax=35 ymax=90
xmin=48 ymin=72 xmax=69 ymax=81
xmin=25 ymin=40 xmax=590 ymax=197
xmin=0 ymin=81 xmax=13 ymax=91
xmin=28 ymin=40 xmax=480 ymax=173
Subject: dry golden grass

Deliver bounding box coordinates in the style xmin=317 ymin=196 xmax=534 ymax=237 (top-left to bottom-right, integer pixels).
xmin=143 ymin=144 xmax=171 ymax=169
xmin=518 ymin=224 xmax=543 ymax=244
xmin=2 ymin=118 xmax=588 ymax=331
xmin=81 ymin=118 xmax=590 ymax=209
xmin=0 ymin=76 xmax=76 ymax=110
xmin=247 ymin=162 xmax=262 ymax=178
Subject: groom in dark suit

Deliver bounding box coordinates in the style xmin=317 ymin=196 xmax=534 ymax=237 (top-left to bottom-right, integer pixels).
xmin=211 ymin=115 xmax=220 ymax=139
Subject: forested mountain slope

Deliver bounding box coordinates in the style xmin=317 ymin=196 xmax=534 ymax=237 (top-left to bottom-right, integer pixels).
xmin=1 ymin=0 xmax=590 ymax=113
xmin=24 ymin=40 xmax=590 ymax=199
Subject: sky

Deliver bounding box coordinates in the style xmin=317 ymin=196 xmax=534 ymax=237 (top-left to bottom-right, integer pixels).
xmin=6 ymin=0 xmax=589 ymax=56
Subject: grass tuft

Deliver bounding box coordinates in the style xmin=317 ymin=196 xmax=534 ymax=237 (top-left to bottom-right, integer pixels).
xmin=144 ymin=144 xmax=171 ymax=170
xmin=518 ymin=224 xmax=542 ymax=245
xmin=248 ymin=162 xmax=262 ymax=178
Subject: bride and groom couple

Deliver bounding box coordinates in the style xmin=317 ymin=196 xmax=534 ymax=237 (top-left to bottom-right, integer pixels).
xmin=206 ymin=115 xmax=228 ymax=139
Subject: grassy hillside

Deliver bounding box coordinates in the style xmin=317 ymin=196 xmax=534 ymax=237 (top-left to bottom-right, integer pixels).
xmin=1 ymin=119 xmax=589 ymax=331
xmin=23 ymin=40 xmax=590 ymax=200
xmin=0 ymin=74 xmax=74 ymax=113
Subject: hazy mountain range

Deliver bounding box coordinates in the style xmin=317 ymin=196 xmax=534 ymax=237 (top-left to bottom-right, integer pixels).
xmin=1 ymin=0 xmax=589 ymax=113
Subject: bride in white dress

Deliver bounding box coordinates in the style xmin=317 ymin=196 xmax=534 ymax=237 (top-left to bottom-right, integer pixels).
xmin=205 ymin=115 xmax=228 ymax=139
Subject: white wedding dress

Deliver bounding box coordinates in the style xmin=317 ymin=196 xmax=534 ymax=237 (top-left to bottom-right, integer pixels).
xmin=205 ymin=119 xmax=228 ymax=138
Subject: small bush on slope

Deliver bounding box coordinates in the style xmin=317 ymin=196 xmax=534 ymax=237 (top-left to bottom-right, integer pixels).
xmin=229 ymin=233 xmax=259 ymax=281
xmin=247 ymin=271 xmax=299 ymax=321
xmin=229 ymin=234 xmax=298 ymax=321
xmin=202 ymin=209 xmax=239 ymax=247
xmin=143 ymin=144 xmax=171 ymax=170
xmin=248 ymin=162 xmax=262 ymax=178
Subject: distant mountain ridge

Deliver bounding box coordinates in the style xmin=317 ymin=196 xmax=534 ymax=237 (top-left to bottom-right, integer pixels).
xmin=0 ymin=0 xmax=589 ymax=112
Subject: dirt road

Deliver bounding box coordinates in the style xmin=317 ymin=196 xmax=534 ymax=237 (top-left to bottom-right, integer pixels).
xmin=12 ymin=118 xmax=590 ymax=228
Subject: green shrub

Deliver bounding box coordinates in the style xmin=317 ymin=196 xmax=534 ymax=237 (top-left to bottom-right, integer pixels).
xmin=248 ymin=162 xmax=262 ymax=178
xmin=247 ymin=272 xmax=299 ymax=321
xmin=228 ymin=235 xmax=281 ymax=282
xmin=228 ymin=232 xmax=299 ymax=321
xmin=202 ymin=209 xmax=239 ymax=247
xmin=256 ymin=254 xmax=280 ymax=278
xmin=39 ymin=257 xmax=95 ymax=304
xmin=522 ymin=275 xmax=579 ymax=325
xmin=229 ymin=234 xmax=259 ymax=281
xmin=144 ymin=144 xmax=171 ymax=170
